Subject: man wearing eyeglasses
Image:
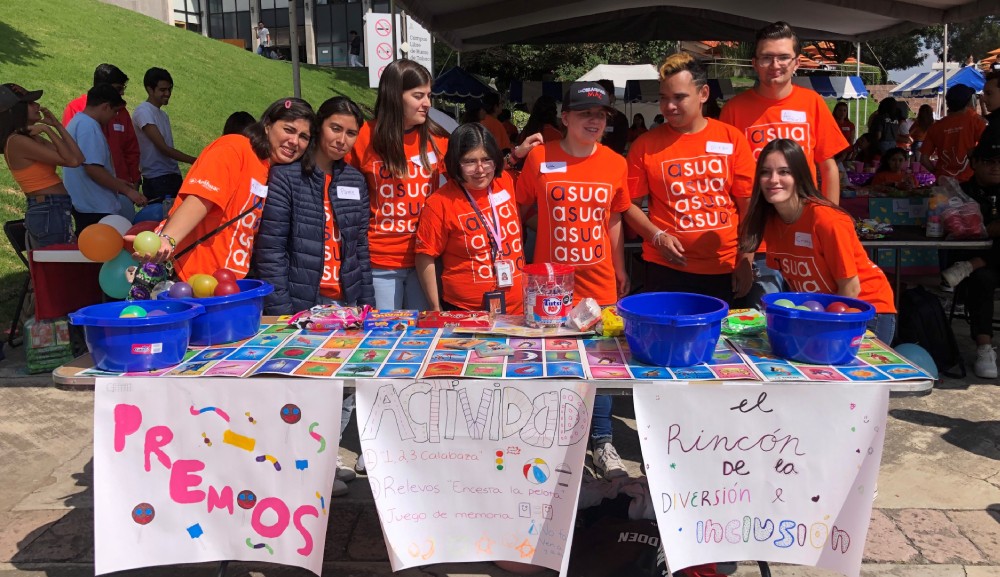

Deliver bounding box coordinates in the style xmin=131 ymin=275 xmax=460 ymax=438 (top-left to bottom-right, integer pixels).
xmin=63 ymin=64 xmax=141 ymax=218
xmin=719 ymin=21 xmax=848 ymax=306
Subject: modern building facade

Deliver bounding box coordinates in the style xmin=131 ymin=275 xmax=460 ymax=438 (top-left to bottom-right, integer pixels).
xmin=172 ymin=0 xmax=391 ymax=66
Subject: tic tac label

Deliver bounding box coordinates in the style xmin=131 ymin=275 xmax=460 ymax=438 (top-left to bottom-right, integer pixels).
xmin=132 ymin=343 xmax=164 ymax=355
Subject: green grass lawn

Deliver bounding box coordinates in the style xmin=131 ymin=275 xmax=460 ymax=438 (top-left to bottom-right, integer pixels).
xmin=0 ymin=0 xmax=376 ymax=340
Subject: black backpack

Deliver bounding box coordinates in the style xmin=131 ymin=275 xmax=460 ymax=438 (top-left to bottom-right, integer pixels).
xmin=894 ymin=286 xmax=965 ymax=378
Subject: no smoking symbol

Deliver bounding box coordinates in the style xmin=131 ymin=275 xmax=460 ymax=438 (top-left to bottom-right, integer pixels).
xmin=376 ymin=43 xmax=392 ymax=59
xmin=375 ymin=19 xmax=391 ymax=36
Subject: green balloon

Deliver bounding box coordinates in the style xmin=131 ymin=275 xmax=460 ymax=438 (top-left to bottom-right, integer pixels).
xmin=99 ymin=250 xmax=139 ymax=299
xmin=772 ymin=298 xmax=796 ymax=308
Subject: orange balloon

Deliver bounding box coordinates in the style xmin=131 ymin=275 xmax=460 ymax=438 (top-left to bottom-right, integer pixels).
xmin=78 ymin=223 xmax=124 ymax=262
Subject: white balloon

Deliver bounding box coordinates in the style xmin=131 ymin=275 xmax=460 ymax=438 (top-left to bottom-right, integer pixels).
xmin=99 ymin=214 xmax=133 ymax=235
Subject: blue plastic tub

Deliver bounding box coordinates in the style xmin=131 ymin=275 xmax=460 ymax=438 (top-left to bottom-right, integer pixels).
xmin=617 ymin=292 xmax=729 ymax=367
xmin=159 ymin=279 xmax=273 ymax=346
xmin=69 ymin=300 xmax=204 ymax=372
xmin=762 ymin=292 xmax=876 ymax=365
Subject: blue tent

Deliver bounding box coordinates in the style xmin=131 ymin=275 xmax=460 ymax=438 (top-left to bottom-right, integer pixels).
xmin=432 ymin=67 xmax=497 ymax=103
xmin=508 ymin=80 xmax=567 ymax=104
xmin=890 ymin=66 xmax=985 ymax=98
xmin=791 ymin=76 xmax=869 ymax=99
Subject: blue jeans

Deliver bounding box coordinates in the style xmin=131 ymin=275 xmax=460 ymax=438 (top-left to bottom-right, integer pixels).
xmin=737 ymin=253 xmax=785 ymax=309
xmin=590 ymin=394 xmax=613 ymax=447
xmin=341 ymin=392 xmax=355 ymax=439
xmin=372 ymin=267 xmax=429 ymax=310
xmin=26 ymin=195 xmax=74 ymax=248
xmin=867 ymin=313 xmax=897 ymax=344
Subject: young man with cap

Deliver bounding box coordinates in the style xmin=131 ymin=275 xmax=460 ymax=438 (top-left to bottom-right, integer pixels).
xmin=64 ymin=84 xmax=146 ymax=234
xmin=515 ymin=81 xmax=631 ymax=479
xmin=937 ymin=128 xmax=1000 ymax=377
xmin=920 ymin=84 xmax=986 ymax=182
xmin=624 ymin=53 xmax=756 ymax=304
xmin=133 ymin=67 xmax=197 ymax=202
xmin=596 ymin=79 xmax=629 ymax=155
xmin=63 ymin=64 xmax=141 ymax=216
xmin=718 ymin=21 xmax=849 ymax=305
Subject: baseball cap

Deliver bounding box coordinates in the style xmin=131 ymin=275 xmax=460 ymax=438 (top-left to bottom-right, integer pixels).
xmin=972 ymin=126 xmax=1000 ymax=160
xmin=562 ymin=82 xmax=613 ymax=112
xmin=0 ymin=83 xmax=43 ymax=113
xmin=945 ymin=84 xmax=975 ymax=110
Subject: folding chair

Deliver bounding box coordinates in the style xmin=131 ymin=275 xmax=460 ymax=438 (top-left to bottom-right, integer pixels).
xmin=4 ymin=219 xmax=31 ymax=347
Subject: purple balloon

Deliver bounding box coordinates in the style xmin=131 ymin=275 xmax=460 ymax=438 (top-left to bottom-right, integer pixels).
xmin=801 ymin=300 xmax=826 ymax=312
xmin=168 ymin=282 xmax=193 ymax=299
xmin=146 ymin=309 xmax=168 ymax=317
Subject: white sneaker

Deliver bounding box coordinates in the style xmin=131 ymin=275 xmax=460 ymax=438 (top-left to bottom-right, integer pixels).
xmin=331 ymin=478 xmax=349 ymax=497
xmin=942 ymin=260 xmax=974 ymax=289
xmin=974 ymin=344 xmax=997 ymax=379
xmin=354 ymin=454 xmax=366 ymax=474
xmin=336 ymin=456 xmax=356 ymax=482
xmin=592 ymin=442 xmax=628 ymax=479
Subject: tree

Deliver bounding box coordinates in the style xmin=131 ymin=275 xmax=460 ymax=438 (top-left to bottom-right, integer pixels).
xmin=802 ymin=31 xmax=927 ymax=83
xmin=923 ymin=17 xmax=1000 ymax=65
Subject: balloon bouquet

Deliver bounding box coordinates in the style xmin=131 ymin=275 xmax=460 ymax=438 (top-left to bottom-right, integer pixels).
xmin=78 ymin=205 xmax=175 ymax=299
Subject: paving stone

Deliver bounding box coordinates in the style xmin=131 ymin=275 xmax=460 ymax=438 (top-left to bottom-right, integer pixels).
xmin=863 ymin=510 xmax=920 ymax=563
xmin=887 ymin=510 xmax=985 ymax=564
xmin=323 ymin=500 xmax=364 ymax=561
xmin=8 ymin=509 xmax=92 ymax=564
xmin=347 ymin=508 xmax=389 ymax=561
xmin=948 ymin=509 xmax=1000 ymax=563
xmin=0 ymin=511 xmax=65 ymax=563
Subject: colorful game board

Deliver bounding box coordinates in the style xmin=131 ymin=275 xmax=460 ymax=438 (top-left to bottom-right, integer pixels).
xmin=582 ymin=336 xmax=757 ymax=381
xmin=81 ymin=325 xmax=438 ymax=380
xmin=728 ymin=334 xmax=934 ymax=383
xmin=417 ymin=330 xmax=588 ymax=379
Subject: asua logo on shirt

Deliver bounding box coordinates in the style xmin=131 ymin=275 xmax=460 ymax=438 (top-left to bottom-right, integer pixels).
xmin=746 ymin=122 xmax=811 ymax=157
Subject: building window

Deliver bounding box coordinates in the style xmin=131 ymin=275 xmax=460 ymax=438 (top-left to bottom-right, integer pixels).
xmin=207 ymin=0 xmax=252 ymax=49
xmin=173 ymin=0 xmax=203 ymax=33
xmin=313 ymin=0 xmax=363 ymax=67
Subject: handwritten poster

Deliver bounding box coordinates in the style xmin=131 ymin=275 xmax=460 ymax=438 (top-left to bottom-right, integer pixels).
xmin=93 ymin=377 xmax=344 ymax=575
xmin=634 ymin=384 xmax=888 ymax=577
xmin=356 ymin=379 xmax=596 ymax=572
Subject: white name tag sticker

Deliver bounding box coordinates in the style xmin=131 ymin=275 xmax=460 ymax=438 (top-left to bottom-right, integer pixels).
xmin=410 ymin=152 xmax=437 ymax=166
xmin=781 ymin=110 xmax=807 ymax=123
xmin=336 ymin=186 xmax=360 ymax=200
xmin=112 ymin=123 xmax=125 ymax=132
xmin=250 ymin=178 xmax=269 ymax=198
xmin=490 ymin=189 xmax=511 ymax=205
xmin=706 ymin=141 xmax=734 ymax=155
xmin=794 ymin=232 xmax=813 ymax=248
xmin=604 ymin=126 xmax=614 ymax=133
xmin=540 ymin=161 xmax=567 ymax=173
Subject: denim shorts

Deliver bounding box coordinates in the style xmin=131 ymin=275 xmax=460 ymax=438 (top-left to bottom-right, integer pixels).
xmin=25 ymin=194 xmax=74 ymax=248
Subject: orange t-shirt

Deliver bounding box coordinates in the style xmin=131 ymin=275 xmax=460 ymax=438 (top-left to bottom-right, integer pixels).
xmin=719 ymin=85 xmax=849 ymax=187
xmin=519 ymin=124 xmax=563 ymax=145
xmin=627 ymin=120 xmax=755 ymax=275
xmin=349 ymin=121 xmax=448 ymax=269
xmin=515 ymin=141 xmax=631 ymax=306
xmin=920 ymin=109 xmax=986 ymax=182
xmin=416 ymin=172 xmax=524 ymax=314
xmin=480 ymin=115 xmax=512 ymax=151
xmin=169 ymin=134 xmax=268 ymax=281
xmin=318 ymin=174 xmax=344 ymax=301
xmin=764 ymin=203 xmax=895 ymax=313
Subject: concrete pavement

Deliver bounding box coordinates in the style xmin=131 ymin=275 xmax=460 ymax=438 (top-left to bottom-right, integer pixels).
xmin=0 ymin=328 xmax=997 ymax=577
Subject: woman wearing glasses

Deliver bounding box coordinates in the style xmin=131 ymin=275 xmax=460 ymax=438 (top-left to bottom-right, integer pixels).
xmin=414 ymin=124 xmax=541 ymax=313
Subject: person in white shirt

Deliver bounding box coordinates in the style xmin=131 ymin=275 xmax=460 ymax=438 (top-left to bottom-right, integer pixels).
xmin=133 ymin=67 xmax=197 ymax=202
xmin=256 ymin=21 xmax=270 ymax=57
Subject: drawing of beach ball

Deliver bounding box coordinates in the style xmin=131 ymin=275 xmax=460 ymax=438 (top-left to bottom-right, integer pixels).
xmin=132 ymin=502 xmax=155 ymax=525
xmin=522 ymin=458 xmax=550 ymax=484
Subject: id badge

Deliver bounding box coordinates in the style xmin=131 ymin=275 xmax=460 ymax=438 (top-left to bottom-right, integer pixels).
xmin=495 ymin=260 xmax=514 ymax=288
xmin=483 ymin=290 xmax=507 ymax=315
